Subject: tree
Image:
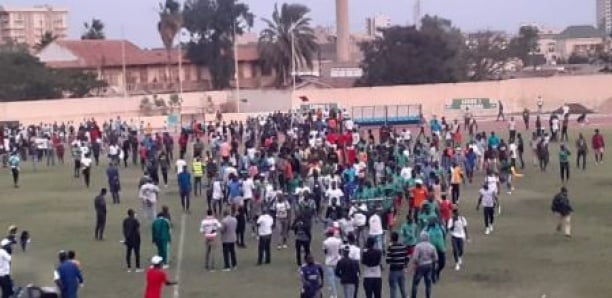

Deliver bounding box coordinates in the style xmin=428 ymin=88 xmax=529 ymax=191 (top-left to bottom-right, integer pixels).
xmin=34 ymin=31 xmax=58 ymax=51
xmin=56 ymin=69 xmax=108 ymax=98
xmin=356 ymin=15 xmax=467 ymax=86
xmin=158 ymin=0 xmax=183 ymax=64
xmin=82 ymin=18 xmax=106 ymax=40
xmin=258 ymin=3 xmax=319 ymax=87
xmin=508 ymin=25 xmax=539 ymax=69
xmin=465 ymin=31 xmax=512 ymax=81
xmin=183 ymin=0 xmax=254 ymax=90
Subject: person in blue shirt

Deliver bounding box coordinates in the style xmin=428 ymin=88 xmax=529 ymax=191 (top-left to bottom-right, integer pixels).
xmin=465 ymin=147 xmax=477 ymax=183
xmin=8 ymin=151 xmax=20 ymax=188
xmin=106 ymin=162 xmax=121 ymax=204
xmin=227 ymin=175 xmax=242 ymax=205
xmin=54 ymin=251 xmax=84 ymax=298
xmin=177 ymin=166 xmax=192 ymax=213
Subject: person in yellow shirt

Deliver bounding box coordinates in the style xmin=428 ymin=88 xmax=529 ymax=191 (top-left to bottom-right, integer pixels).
xmin=450 ymin=162 xmax=464 ymax=204
xmin=192 ymin=157 xmax=204 ymax=196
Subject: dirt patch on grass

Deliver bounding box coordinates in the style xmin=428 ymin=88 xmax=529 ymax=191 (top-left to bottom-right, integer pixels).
xmin=595 ymin=97 xmax=612 ymax=114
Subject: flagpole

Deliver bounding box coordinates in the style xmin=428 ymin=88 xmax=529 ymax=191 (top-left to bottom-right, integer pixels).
xmin=233 ymin=24 xmax=240 ymax=113
xmin=291 ymin=29 xmax=296 ymax=91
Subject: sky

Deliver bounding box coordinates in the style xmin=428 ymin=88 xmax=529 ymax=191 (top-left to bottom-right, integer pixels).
xmin=4 ymin=0 xmax=595 ymax=48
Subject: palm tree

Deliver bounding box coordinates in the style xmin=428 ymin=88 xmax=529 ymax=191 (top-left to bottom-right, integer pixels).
xmin=34 ymin=31 xmax=58 ymax=51
xmin=158 ymin=0 xmax=183 ymax=86
xmin=81 ymin=18 xmax=105 ymax=40
xmin=258 ymin=3 xmax=319 ymax=87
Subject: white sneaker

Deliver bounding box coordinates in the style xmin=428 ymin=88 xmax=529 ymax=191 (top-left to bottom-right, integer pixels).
xmin=455 ymin=264 xmax=460 ymax=271
xmin=222 ymin=268 xmax=231 ymax=272
xmin=282 ymin=244 xmax=288 ymax=249
xmin=277 ymin=245 xmax=282 ymax=250
xmin=135 ymin=268 xmax=144 ymax=273
xmin=126 ymin=269 xmax=132 ymax=273
xmin=458 ymin=257 xmax=463 ymax=265
xmin=490 ymin=225 xmax=494 ymax=232
xmin=485 ymin=227 xmax=491 ymax=235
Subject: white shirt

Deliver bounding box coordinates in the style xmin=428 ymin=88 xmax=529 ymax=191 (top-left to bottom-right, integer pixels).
xmin=562 ymin=105 xmax=570 ymax=115
xmin=242 ymin=178 xmax=255 ymax=199
xmin=486 ymin=176 xmax=498 ymax=193
xmin=509 ymin=143 xmax=518 ymax=159
xmin=351 ymin=132 xmax=360 ymax=145
xmin=400 ymin=167 xmax=413 ymax=180
xmin=348 ymin=244 xmax=361 ymax=261
xmin=349 ymin=205 xmax=368 ymax=227
xmin=109 ymin=144 xmax=119 ymax=155
xmin=0 ymin=248 xmax=11 ymax=276
xmin=325 ymin=188 xmax=344 ymax=205
xmin=81 ymin=157 xmax=92 ymax=168
xmin=200 ymin=217 xmax=222 ymax=239
xmin=175 ymin=159 xmax=187 ymax=174
xmin=212 ymin=181 xmax=223 ymax=200
xmin=480 ymin=188 xmax=496 ymax=207
xmin=257 ymin=214 xmax=274 ymax=236
xmin=322 ymin=236 xmax=343 ymax=266
xmin=139 ymin=183 xmax=159 ymax=204
xmin=368 ymin=214 xmax=383 ymax=236
xmin=274 ymin=201 xmax=291 ymax=219
xmin=344 ymin=119 xmax=354 ymax=131
xmin=447 ymin=216 xmax=468 ymax=239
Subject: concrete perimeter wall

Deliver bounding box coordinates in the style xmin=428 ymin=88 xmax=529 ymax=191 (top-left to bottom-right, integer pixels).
xmin=292 ymin=74 xmax=612 ymax=118
xmin=2 ymin=74 xmax=611 ymax=127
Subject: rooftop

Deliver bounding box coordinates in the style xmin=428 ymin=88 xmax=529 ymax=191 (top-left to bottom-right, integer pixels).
xmin=0 ymin=5 xmax=68 ymax=13
xmin=556 ymin=25 xmax=607 ymax=39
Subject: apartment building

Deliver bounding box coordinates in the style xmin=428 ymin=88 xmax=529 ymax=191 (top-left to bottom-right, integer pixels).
xmin=0 ymin=5 xmax=68 ymax=47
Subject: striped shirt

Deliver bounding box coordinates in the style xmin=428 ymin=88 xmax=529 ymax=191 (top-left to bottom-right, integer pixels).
xmin=385 ymin=243 xmax=408 ymax=271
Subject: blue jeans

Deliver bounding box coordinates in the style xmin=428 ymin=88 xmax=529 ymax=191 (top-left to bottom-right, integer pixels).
xmin=389 ymin=270 xmax=407 ymax=298
xmin=411 ymin=265 xmax=433 ymax=298
xmin=371 ymin=234 xmax=384 ymax=251
xmin=324 ymin=265 xmax=338 ymax=298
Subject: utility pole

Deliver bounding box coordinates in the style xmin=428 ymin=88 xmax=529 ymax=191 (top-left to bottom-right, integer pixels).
xmin=414 ymin=0 xmax=421 ymax=29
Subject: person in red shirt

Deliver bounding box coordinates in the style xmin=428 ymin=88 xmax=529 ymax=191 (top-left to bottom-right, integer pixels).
xmin=144 ymin=256 xmax=177 ymax=298
xmin=592 ymin=129 xmax=605 ymax=164
xmin=439 ymin=194 xmax=453 ymax=227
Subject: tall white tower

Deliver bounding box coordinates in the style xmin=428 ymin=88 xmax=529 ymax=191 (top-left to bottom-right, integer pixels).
xmin=597 ymin=0 xmax=612 ymax=34
xmin=335 ymin=0 xmax=350 ymax=62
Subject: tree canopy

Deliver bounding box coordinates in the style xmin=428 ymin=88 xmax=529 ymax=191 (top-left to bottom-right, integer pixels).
xmin=356 ymin=16 xmax=467 ymax=86
xmin=465 ymin=31 xmax=512 ymax=81
xmin=82 ymin=18 xmax=106 ymax=40
xmin=183 ymin=0 xmax=254 ymax=90
xmin=258 ymin=3 xmax=319 ymax=87
xmin=0 ymin=45 xmax=107 ymax=101
xmin=158 ymin=0 xmax=183 ymax=57
xmin=508 ymin=25 xmax=539 ymax=68
xmin=34 ymin=31 xmax=58 ymax=52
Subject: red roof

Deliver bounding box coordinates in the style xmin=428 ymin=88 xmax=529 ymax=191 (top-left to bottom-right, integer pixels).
xmin=44 ymin=39 xmax=260 ymax=69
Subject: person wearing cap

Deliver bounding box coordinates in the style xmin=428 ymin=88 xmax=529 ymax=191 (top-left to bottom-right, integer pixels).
xmin=94 ymin=188 xmax=107 ymax=241
xmin=123 ymin=209 xmax=142 ymax=272
xmin=410 ymin=232 xmax=437 ymax=298
xmin=551 ymin=187 xmax=573 ymax=237
xmin=7 ymin=151 xmax=20 ymax=188
xmin=0 ymin=239 xmax=13 ymax=298
xmin=54 ymin=251 xmax=84 ymax=298
xmin=144 ymin=255 xmax=177 ymax=298
xmin=152 ymin=213 xmax=171 ymax=266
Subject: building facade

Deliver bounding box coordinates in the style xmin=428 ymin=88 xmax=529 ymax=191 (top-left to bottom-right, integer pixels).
xmin=597 ymin=0 xmax=612 ymax=35
xmin=555 ymin=25 xmax=607 ymax=60
xmin=366 ymin=14 xmax=391 ymax=37
xmin=0 ymin=5 xmax=68 ymax=47
xmin=36 ymin=40 xmax=275 ymax=96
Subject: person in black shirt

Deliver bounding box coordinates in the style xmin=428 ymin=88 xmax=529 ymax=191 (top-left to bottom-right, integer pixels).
xmin=361 ymin=237 xmax=382 ymax=298
xmin=94 ymin=188 xmax=107 ymax=240
xmin=123 ymin=209 xmax=141 ymax=272
xmin=335 ymin=246 xmax=360 ymax=298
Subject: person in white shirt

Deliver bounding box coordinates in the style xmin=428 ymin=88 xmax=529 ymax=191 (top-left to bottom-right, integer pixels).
xmin=211 ymin=179 xmax=224 ymax=216
xmin=242 ymin=177 xmax=255 ymax=217
xmin=200 ymin=210 xmax=222 ymax=271
xmin=508 ymin=117 xmax=517 ymax=143
xmin=322 ymin=229 xmax=342 ymax=298
xmin=273 ymin=195 xmax=291 ymax=249
xmin=81 ymin=153 xmax=93 ymax=188
xmin=139 ymin=181 xmax=160 ymax=221
xmin=0 ymin=239 xmax=13 ymax=297
xmin=447 ymin=209 xmax=469 ymax=271
xmin=349 ymin=203 xmax=368 ymax=246
xmin=108 ymin=143 xmax=120 ymax=164
xmin=175 ymin=158 xmax=187 ymax=174
xmin=477 ymin=184 xmax=498 ymax=235
xmin=325 ymin=182 xmax=344 ymax=206
xmin=400 ymin=165 xmax=413 ymax=181
xmin=368 ymin=208 xmax=384 ymax=250
xmin=256 ymin=211 xmax=274 ymax=265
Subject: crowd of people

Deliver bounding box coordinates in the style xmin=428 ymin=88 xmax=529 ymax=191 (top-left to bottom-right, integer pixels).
xmin=0 ymin=102 xmax=603 ymax=298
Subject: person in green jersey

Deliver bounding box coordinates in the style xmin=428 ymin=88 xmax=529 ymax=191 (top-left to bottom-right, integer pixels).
xmin=559 ymin=144 xmax=571 ymax=184
xmin=152 ymin=213 xmax=172 ymax=266
xmin=399 ymin=214 xmax=418 ymax=258
xmin=425 ymin=218 xmax=446 ymax=283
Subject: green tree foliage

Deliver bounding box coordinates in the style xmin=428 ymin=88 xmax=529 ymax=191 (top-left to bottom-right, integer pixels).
xmin=356 ymin=16 xmax=467 ymax=86
xmin=258 ymin=3 xmax=319 ymax=87
xmin=465 ymin=31 xmax=512 ymax=81
xmin=158 ymin=0 xmax=183 ymax=60
xmin=0 ymin=46 xmax=107 ymax=101
xmin=34 ymin=31 xmax=58 ymax=51
xmin=508 ymin=25 xmax=539 ymax=68
xmin=82 ymin=18 xmax=106 ymax=40
xmin=183 ymin=0 xmax=254 ymax=90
